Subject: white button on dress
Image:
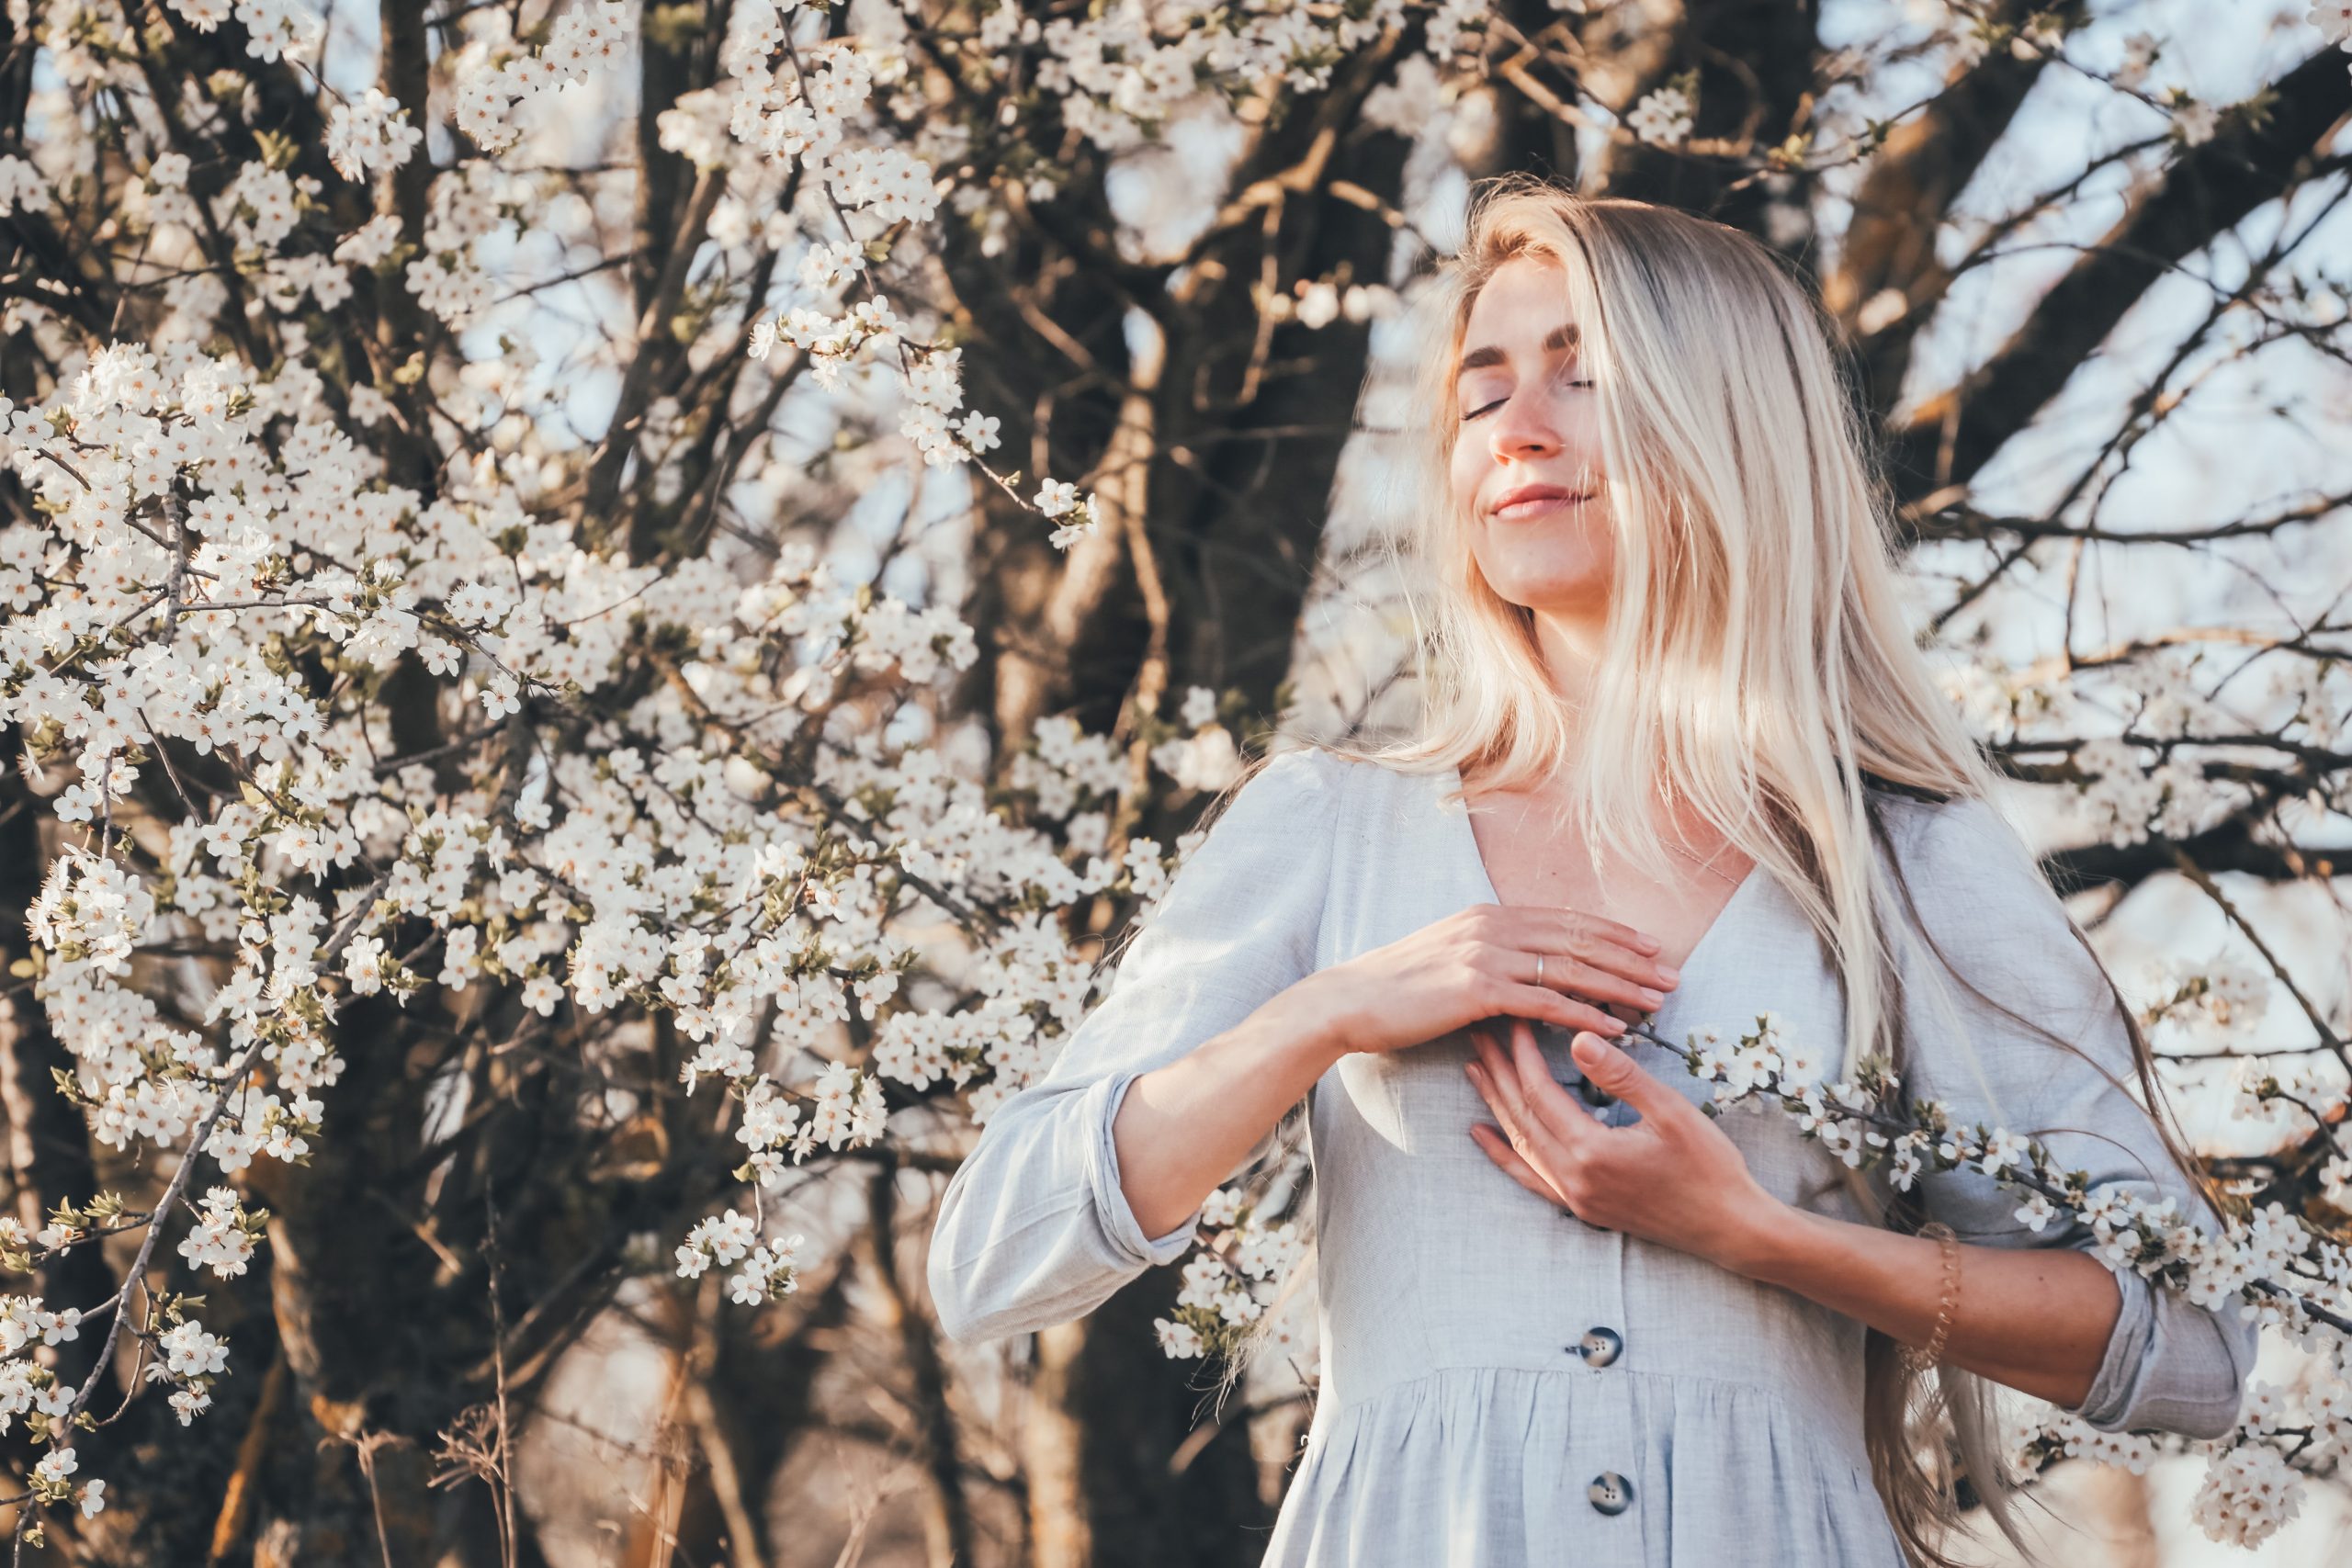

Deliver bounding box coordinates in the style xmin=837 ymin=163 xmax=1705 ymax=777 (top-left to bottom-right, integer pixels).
xmin=928 ymin=748 xmax=2259 ymax=1566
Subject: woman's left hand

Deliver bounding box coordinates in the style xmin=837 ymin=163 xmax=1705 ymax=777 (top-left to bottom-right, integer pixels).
xmin=1464 ymin=1017 xmax=1786 ymax=1272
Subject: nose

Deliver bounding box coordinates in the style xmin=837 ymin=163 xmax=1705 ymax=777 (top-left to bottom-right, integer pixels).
xmin=1488 ymin=390 xmax=1562 ymax=463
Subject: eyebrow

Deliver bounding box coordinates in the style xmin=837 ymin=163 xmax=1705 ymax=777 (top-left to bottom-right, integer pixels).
xmin=1456 ymin=321 xmax=1580 ymax=378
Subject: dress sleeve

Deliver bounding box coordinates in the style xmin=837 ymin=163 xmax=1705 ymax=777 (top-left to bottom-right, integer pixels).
xmin=924 ymin=747 xmax=1341 ymax=1344
xmin=1883 ymin=795 xmax=2258 ymax=1440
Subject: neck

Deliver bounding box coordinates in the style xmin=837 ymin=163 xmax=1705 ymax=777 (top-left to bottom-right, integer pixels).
xmin=1532 ymin=608 xmax=1605 ymax=745
xmin=1523 ymin=607 xmax=1718 ymax=846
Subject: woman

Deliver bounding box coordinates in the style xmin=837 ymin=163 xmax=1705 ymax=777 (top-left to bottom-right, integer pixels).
xmin=927 ymin=177 xmax=2258 ymax=1567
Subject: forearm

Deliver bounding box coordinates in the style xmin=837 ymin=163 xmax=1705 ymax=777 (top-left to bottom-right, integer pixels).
xmin=1731 ymin=1205 xmax=2123 ymax=1409
xmin=1114 ymin=975 xmax=1351 ymax=1239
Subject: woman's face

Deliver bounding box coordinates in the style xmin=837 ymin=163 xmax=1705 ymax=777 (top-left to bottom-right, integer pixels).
xmin=1447 ymin=255 xmax=1614 ymax=626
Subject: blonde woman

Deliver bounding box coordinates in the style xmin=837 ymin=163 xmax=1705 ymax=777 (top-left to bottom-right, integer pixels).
xmin=928 ymin=177 xmax=2257 ymax=1567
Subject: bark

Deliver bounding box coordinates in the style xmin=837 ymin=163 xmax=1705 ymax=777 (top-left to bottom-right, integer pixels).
xmin=1151 ymin=38 xmax=1422 ymax=734
xmin=865 ymin=1163 xmax=977 ymax=1568
xmin=375 ymin=0 xmax=436 ymax=371
xmin=940 ymin=212 xmax=1150 ymax=752
xmin=1881 ymin=46 xmax=2352 ymax=501
xmin=1823 ymin=2 xmax=2053 ymax=420
xmin=1596 ymin=0 xmax=1826 ymax=237
xmin=1033 ymin=1258 xmax=1276 ymax=1568
xmin=933 ymin=37 xmax=1439 ymax=1568
xmin=236 ymin=991 xmax=467 ymax=1565
xmin=629 ymin=1259 xmax=854 ymax=1566
xmin=0 ymin=775 xmax=111 ymax=1395
xmin=947 ymin=28 xmax=1429 ymax=757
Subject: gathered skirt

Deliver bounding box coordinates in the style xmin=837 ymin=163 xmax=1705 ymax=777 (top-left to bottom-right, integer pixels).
xmin=1258 ymin=1363 xmax=1907 ymax=1566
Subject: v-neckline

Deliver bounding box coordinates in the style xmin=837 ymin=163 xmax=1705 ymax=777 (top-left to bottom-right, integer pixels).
xmin=1442 ymin=762 xmax=1763 ymax=983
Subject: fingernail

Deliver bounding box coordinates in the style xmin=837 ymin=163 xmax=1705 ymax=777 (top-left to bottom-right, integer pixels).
xmin=1656 ymin=965 xmax=1680 ymax=985
xmin=1600 ymin=1015 xmax=1627 ymax=1034
xmin=1636 ymin=987 xmax=1665 ymax=1007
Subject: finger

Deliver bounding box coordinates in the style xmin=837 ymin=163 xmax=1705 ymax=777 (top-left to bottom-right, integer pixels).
xmin=1469 ymin=1027 xmax=1519 ymax=1102
xmin=1458 ymin=1034 xmax=1514 ymax=1123
xmin=1570 ymin=1031 xmax=1675 ymax=1120
xmin=1556 ymin=925 xmax=1681 ymax=991
xmin=1527 ymin=953 xmax=1671 ymax=1013
xmin=1511 ymin=1018 xmax=1601 ymax=1150
xmin=1495 ymin=908 xmax=1677 ymax=991
xmin=1469 ymin=1122 xmax=1571 ymax=1210
xmin=1483 ymin=1019 xmax=1598 ymax=1157
xmin=1514 ymin=907 xmax=1683 ymax=982
xmin=1465 ymin=1059 xmax=1528 ymax=1156
xmin=1464 ymin=1044 xmax=1547 ymax=1166
xmin=1486 ymin=973 xmax=1630 ymax=1038
xmin=1540 ymin=907 xmax=1662 ymax=956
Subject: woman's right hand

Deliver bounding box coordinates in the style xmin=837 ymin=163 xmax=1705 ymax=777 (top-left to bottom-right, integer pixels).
xmin=1305 ymin=903 xmax=1679 ymax=1058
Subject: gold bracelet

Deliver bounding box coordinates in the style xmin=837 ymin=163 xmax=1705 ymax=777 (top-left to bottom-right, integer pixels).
xmin=1898 ymin=1220 xmax=1960 ymax=1375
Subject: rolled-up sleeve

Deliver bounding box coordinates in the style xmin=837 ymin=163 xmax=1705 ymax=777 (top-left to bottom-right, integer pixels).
xmin=925 ymin=747 xmax=1341 ymax=1345
xmin=1886 ymin=795 xmax=2258 ymax=1440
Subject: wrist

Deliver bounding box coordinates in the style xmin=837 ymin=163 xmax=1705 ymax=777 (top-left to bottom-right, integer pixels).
xmin=1272 ymin=969 xmax=1359 ymax=1067
xmin=1715 ymin=1193 xmax=1816 ymax=1283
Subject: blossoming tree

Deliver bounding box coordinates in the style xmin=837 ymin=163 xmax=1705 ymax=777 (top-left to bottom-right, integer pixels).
xmin=0 ymin=0 xmax=2346 ymax=1562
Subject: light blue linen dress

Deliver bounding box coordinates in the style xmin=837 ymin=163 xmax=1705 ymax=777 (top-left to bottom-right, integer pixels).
xmin=927 ymin=748 xmax=2258 ymax=1566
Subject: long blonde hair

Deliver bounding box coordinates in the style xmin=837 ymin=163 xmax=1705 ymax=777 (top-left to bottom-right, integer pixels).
xmin=1231 ymin=176 xmax=2204 ymax=1565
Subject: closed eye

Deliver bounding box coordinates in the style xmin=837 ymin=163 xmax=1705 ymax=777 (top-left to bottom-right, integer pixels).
xmin=1464 ymin=378 xmax=1594 ymax=421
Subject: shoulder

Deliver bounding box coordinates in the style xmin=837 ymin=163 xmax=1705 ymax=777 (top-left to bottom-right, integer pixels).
xmin=1871 ymin=791 xmax=2047 ymax=915
xmin=1871 ymin=786 xmax=2010 ymax=854
xmin=1203 ymin=744 xmax=1463 ymax=856
xmin=1216 ymin=741 xmax=1408 ymax=818
xmin=1869 ymin=790 xmax=2114 ymax=1021
xmin=1172 ymin=746 xmax=1351 ymax=875
xmin=1126 ymin=746 xmax=1347 ymax=964
xmin=1215 ymin=744 xmax=1349 ymax=824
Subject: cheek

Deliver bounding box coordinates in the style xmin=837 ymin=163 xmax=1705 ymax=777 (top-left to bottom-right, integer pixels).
xmin=1448 ymin=436 xmax=1480 ymax=498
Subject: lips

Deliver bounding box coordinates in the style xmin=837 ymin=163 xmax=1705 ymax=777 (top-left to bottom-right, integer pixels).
xmin=1489 ymin=483 xmax=1592 ymax=518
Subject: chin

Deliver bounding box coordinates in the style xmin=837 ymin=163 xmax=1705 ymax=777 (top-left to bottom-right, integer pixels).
xmin=1477 ymin=570 xmax=1605 ymax=611
xmin=1476 ymin=554 xmax=1613 ymax=615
